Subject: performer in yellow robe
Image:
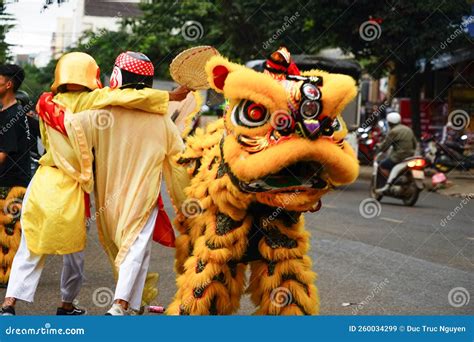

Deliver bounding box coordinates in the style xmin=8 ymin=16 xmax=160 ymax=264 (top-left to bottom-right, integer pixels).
xmin=36 ymin=51 xmax=190 ymax=315
xmin=1 ymin=52 xmax=189 ymax=316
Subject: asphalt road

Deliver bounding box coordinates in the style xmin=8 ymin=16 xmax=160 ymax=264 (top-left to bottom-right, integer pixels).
xmin=2 ymin=178 xmax=473 ymax=315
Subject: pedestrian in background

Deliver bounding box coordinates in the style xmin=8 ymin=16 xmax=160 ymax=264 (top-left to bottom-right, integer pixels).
xmin=0 ymin=64 xmax=30 ymax=290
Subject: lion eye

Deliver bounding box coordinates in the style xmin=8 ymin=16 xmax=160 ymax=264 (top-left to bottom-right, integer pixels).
xmin=301 ymin=83 xmax=321 ymax=101
xmin=232 ymin=100 xmax=270 ymax=127
xmin=299 ymin=83 xmax=322 ymax=120
xmin=247 ymin=103 xmax=266 ymax=121
xmin=300 ymin=101 xmax=321 ymax=119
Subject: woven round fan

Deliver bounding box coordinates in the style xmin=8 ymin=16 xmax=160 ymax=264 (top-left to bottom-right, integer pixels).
xmin=170 ymin=46 xmax=220 ymax=90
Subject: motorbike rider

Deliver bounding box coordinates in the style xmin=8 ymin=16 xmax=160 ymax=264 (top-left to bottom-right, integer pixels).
xmin=377 ymin=111 xmax=417 ymax=188
xmin=440 ymin=121 xmax=465 ymax=155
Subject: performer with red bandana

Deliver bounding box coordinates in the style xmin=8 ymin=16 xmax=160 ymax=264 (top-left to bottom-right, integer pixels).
xmin=37 ymin=51 xmax=190 ymax=315
xmin=1 ymin=52 xmax=189 ymax=316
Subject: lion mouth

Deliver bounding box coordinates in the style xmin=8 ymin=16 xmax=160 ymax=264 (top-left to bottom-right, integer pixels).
xmin=238 ymin=161 xmax=328 ymax=193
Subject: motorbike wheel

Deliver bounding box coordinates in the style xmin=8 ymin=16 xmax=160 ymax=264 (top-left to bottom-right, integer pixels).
xmin=402 ymin=183 xmax=420 ymax=206
xmin=370 ymin=177 xmax=383 ymax=201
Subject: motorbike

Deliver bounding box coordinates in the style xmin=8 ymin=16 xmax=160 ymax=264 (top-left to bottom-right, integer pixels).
xmin=357 ymin=120 xmax=387 ymax=164
xmin=370 ymin=152 xmax=427 ymax=206
xmin=357 ymin=126 xmax=376 ymax=164
xmin=30 ymin=151 xmax=40 ymax=175
xmin=422 ymin=134 xmax=474 ymax=172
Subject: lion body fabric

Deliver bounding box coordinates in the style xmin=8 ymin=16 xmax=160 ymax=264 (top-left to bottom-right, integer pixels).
xmin=0 ymin=186 xmax=26 ymax=286
xmin=168 ymin=56 xmax=359 ymax=315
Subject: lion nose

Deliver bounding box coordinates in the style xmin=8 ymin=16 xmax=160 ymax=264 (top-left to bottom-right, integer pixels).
xmin=303 ymin=119 xmax=321 ymax=138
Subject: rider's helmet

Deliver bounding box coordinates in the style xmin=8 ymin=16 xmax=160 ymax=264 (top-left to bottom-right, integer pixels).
xmin=51 ymin=52 xmax=102 ymax=94
xmin=109 ymin=51 xmax=154 ymax=90
xmin=15 ymin=90 xmax=32 ymax=106
xmin=386 ymin=111 xmax=401 ymax=125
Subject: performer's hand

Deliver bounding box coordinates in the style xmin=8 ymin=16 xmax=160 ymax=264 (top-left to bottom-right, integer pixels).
xmin=169 ymin=85 xmax=191 ymax=102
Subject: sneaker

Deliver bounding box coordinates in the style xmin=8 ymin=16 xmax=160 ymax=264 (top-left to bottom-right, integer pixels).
xmin=105 ymin=303 xmax=128 ymax=316
xmin=0 ymin=306 xmax=15 ymax=316
xmin=56 ymin=305 xmax=87 ymax=316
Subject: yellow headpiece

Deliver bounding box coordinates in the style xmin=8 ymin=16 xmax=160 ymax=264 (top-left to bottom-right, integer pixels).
xmin=51 ymin=52 xmax=102 ymax=94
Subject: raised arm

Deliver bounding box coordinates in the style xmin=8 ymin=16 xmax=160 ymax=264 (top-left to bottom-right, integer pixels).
xmin=162 ymin=116 xmax=190 ymax=211
xmin=62 ymin=85 xmax=191 ymax=115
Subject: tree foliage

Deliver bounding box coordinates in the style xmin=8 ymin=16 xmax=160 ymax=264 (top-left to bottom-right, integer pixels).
xmin=73 ymin=29 xmax=136 ymax=79
xmin=0 ymin=0 xmax=14 ymax=63
xmin=129 ymin=0 xmax=470 ymax=136
xmin=21 ymin=63 xmax=55 ymax=101
xmin=25 ymin=0 xmax=474 ymax=134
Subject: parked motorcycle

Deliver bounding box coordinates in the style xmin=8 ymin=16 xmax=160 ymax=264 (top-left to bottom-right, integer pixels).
xmin=357 ymin=120 xmax=387 ymax=164
xmin=422 ymin=134 xmax=474 ymax=172
xmin=30 ymin=151 xmax=40 ymax=175
xmin=370 ymin=152 xmax=427 ymax=206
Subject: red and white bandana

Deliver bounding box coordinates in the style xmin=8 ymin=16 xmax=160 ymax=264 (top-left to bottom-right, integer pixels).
xmin=114 ymin=52 xmax=154 ymax=76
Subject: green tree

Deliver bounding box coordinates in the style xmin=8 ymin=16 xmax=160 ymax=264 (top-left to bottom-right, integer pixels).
xmin=128 ymin=0 xmax=471 ymax=137
xmin=73 ymin=29 xmax=136 ymax=78
xmin=21 ymin=63 xmax=55 ymax=102
xmin=0 ymin=0 xmax=14 ymax=63
xmin=301 ymin=0 xmax=470 ymax=137
xmin=41 ymin=0 xmax=472 ymax=136
xmin=128 ymin=0 xmax=317 ymax=64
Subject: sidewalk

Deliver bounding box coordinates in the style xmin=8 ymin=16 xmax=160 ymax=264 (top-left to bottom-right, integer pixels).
xmin=358 ymin=165 xmax=474 ymax=198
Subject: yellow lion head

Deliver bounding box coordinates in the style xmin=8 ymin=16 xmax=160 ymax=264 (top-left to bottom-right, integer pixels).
xmin=204 ymin=56 xmax=359 ymax=212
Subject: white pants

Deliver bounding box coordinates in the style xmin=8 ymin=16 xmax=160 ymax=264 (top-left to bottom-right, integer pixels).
xmin=6 ymin=234 xmax=85 ymax=303
xmin=114 ymin=207 xmax=157 ymax=311
xmin=5 ymin=182 xmax=85 ymax=303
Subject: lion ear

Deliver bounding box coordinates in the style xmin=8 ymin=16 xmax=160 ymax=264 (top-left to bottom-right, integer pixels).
xmin=206 ymin=56 xmax=240 ymax=93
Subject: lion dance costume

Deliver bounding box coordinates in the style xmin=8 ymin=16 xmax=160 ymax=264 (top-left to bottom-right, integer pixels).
xmin=168 ymin=52 xmax=359 ymax=315
xmin=0 ymin=187 xmax=25 ymax=286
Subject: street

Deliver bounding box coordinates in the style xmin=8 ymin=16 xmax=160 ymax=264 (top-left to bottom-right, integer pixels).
xmin=2 ymin=177 xmax=473 ymax=316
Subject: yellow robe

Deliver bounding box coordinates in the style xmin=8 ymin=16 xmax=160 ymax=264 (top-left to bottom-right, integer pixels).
xmin=53 ymin=107 xmax=189 ymax=271
xmin=22 ymin=87 xmax=169 ymax=255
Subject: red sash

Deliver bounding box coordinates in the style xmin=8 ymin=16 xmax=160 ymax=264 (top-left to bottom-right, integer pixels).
xmin=36 ymin=92 xmax=68 ymax=136
xmin=153 ymin=195 xmax=175 ymax=247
